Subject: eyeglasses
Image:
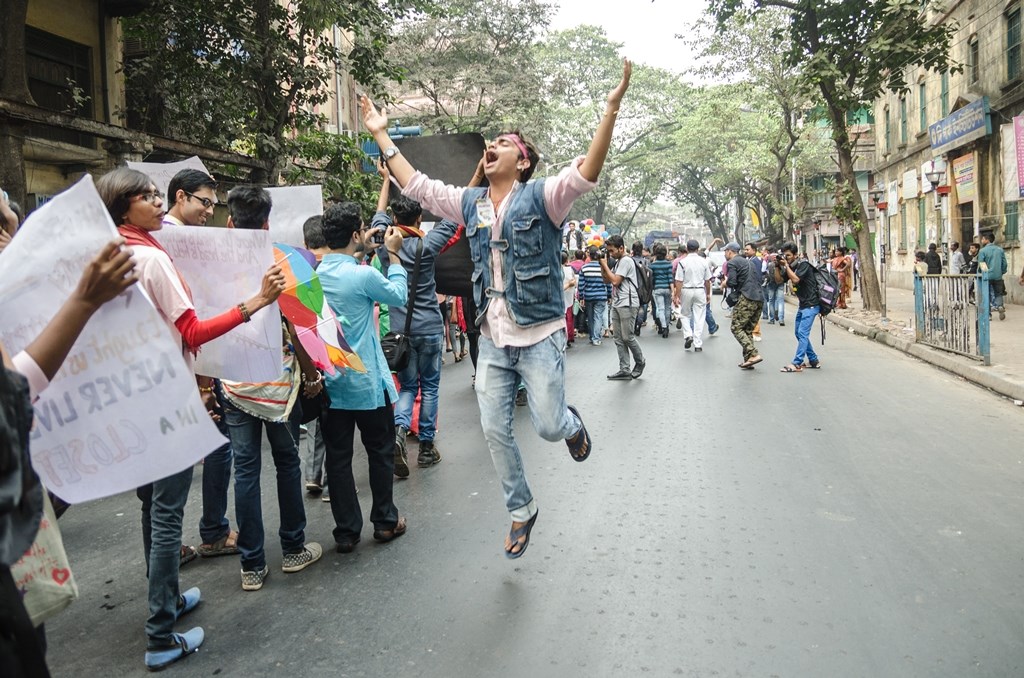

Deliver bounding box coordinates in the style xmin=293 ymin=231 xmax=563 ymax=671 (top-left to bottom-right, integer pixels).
xmin=184 ymin=191 xmax=216 ymax=209
xmin=133 ymin=191 xmax=164 ymax=205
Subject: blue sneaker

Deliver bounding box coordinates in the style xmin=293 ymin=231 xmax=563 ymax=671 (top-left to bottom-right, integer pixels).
xmin=145 ymin=627 xmax=204 ymax=671
xmin=175 ymin=587 xmax=201 ymax=620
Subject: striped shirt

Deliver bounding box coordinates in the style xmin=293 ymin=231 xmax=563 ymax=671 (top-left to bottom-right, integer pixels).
xmin=579 ymin=260 xmax=611 ymax=300
xmin=649 ymin=259 xmax=673 ymax=289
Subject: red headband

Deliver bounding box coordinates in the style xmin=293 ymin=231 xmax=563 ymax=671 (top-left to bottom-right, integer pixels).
xmin=499 ymin=134 xmax=531 ymax=162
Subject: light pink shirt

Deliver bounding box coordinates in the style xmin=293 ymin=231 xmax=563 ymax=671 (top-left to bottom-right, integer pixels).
xmin=133 ymin=246 xmax=195 ymax=368
xmin=404 ymin=158 xmax=596 ymax=348
xmin=12 ymin=352 xmax=48 ymax=402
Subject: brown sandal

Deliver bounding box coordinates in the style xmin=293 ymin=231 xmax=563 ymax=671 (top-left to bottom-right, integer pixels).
xmin=780 ymin=364 xmax=803 ymax=373
xmin=197 ymin=530 xmax=240 ymax=557
xmin=373 ymin=516 xmax=407 ymax=543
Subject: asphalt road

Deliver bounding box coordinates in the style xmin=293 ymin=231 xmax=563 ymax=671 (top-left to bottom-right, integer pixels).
xmin=45 ymin=315 xmax=1024 ymax=677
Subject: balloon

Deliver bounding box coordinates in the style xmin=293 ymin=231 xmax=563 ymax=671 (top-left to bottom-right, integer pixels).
xmin=584 ymin=225 xmax=592 ymax=233
xmin=601 ymin=231 xmax=609 ymax=238
xmin=585 ymin=219 xmax=594 ymax=226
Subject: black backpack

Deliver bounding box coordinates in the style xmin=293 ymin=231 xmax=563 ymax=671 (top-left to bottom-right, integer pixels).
xmin=630 ymin=256 xmax=655 ymax=307
xmin=813 ymin=264 xmax=840 ymax=317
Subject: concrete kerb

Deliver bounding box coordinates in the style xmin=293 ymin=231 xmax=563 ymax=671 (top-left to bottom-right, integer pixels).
xmin=781 ymin=294 xmax=1024 ymax=402
xmin=819 ymin=307 xmax=1024 ymax=404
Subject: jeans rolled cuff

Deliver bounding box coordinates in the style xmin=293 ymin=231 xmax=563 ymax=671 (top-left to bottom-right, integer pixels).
xmin=510 ymin=499 xmax=538 ymax=523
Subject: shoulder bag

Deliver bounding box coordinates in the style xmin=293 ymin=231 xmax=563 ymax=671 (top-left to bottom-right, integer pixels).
xmin=381 ymin=238 xmax=423 ymax=372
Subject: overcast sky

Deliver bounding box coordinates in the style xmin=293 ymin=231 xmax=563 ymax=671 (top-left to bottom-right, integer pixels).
xmin=550 ymin=0 xmax=711 ymax=76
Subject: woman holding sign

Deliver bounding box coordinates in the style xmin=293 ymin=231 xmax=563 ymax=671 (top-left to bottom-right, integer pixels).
xmin=96 ymin=168 xmax=285 ymax=671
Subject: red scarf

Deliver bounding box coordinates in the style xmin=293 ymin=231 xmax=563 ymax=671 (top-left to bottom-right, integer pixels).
xmin=117 ymin=224 xmax=194 ymax=302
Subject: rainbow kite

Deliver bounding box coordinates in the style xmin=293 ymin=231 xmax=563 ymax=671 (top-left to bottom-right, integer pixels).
xmin=273 ymin=243 xmax=365 ymax=374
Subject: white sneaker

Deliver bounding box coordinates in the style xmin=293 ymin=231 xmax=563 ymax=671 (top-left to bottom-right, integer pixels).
xmin=282 ymin=543 xmax=323 ymax=573
xmin=753 ymin=335 xmax=762 ymax=342
xmin=241 ymin=565 xmax=269 ymax=591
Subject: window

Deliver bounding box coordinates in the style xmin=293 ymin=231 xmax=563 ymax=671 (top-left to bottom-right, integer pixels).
xmin=900 ymin=203 xmax=908 ymax=250
xmin=1007 ymin=201 xmax=1020 ymax=241
xmin=918 ymin=82 xmax=927 ymax=131
xmin=899 ymin=96 xmax=908 ymax=144
xmin=24 ymin=27 xmax=93 ymax=148
xmin=884 ymin=106 xmax=892 ymax=152
xmin=1009 ymin=5 xmax=1022 ymax=80
xmin=969 ymin=36 xmax=980 ymax=84
xmin=918 ymin=198 xmax=927 ymax=248
xmin=940 ymin=72 xmax=949 ymax=118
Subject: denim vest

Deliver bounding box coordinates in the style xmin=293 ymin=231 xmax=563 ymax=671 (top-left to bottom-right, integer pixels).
xmin=460 ymin=182 xmax=565 ymax=327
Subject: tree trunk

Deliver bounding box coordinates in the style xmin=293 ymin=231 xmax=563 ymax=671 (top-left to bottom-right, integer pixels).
xmin=828 ymin=103 xmax=882 ymax=311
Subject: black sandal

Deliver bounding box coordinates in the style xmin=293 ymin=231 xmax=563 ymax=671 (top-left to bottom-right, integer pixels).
xmin=504 ymin=511 xmax=539 ymax=559
xmin=565 ymin=406 xmax=591 ymax=462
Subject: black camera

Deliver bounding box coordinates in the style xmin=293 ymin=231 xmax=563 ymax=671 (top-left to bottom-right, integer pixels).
xmin=597 ymin=246 xmax=607 ymax=258
xmin=372 ymin=230 xmax=385 ymax=245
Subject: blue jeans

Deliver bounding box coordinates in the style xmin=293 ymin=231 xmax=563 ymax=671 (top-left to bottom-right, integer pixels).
xmin=653 ymin=288 xmax=671 ymax=329
xmin=990 ymin=280 xmax=1005 ymax=309
xmin=766 ymin=284 xmax=786 ymax=322
xmin=476 ymin=330 xmax=581 ymax=522
xmin=792 ymin=305 xmax=820 ymax=366
xmin=394 ymin=333 xmax=443 ymax=441
xmin=137 ymin=466 xmax=194 ymax=647
xmin=199 ymin=386 xmax=232 ymax=545
xmin=224 ymin=402 xmax=306 ymax=571
xmin=584 ymin=299 xmax=607 ymax=342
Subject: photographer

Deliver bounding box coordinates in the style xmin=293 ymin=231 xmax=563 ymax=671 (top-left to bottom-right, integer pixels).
xmin=372 ymin=163 xmax=458 ymax=474
xmin=776 ymin=242 xmax=821 ymax=372
xmin=600 ymin=235 xmax=645 ymax=380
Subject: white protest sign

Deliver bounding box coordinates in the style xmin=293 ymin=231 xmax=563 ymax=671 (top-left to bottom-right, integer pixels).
xmin=266 ymin=185 xmax=323 ymax=248
xmin=0 ymin=176 xmax=226 ymax=504
xmin=154 ymin=227 xmax=282 ymax=382
xmin=127 ymin=156 xmax=212 ymax=198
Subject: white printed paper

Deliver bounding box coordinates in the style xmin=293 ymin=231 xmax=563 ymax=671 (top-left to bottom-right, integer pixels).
xmin=127 ymin=156 xmax=212 ymax=200
xmin=266 ymin=185 xmax=323 ymax=248
xmin=0 ymin=177 xmax=225 ymax=504
xmin=154 ymin=227 xmax=282 ymax=382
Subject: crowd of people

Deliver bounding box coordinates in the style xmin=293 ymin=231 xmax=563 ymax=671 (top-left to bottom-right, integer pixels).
xmin=2 ymin=49 xmax=1017 ymax=675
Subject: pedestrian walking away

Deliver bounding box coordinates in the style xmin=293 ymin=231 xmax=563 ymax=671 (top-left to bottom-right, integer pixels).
xmin=361 ymin=58 xmax=631 ymax=558
xmin=673 ymin=239 xmax=711 ymax=352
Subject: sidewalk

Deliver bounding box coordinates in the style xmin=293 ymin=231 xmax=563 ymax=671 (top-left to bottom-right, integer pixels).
xmin=799 ymin=282 xmax=1024 ymax=403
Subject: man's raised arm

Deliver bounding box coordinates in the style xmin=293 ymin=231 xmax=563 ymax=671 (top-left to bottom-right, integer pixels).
xmin=361 ymin=95 xmax=417 ymax=189
xmin=578 ymin=59 xmax=633 ymax=183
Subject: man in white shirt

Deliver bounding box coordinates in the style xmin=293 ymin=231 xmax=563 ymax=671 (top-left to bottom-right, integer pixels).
xmin=163 ymin=169 xmax=218 ymax=227
xmin=950 ymin=241 xmax=965 ymax=274
xmin=600 ymin=234 xmax=646 ymax=379
xmin=673 ymin=239 xmax=711 ymax=351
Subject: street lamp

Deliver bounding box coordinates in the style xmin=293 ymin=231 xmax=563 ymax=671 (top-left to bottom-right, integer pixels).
xmin=925 ymin=166 xmax=948 ymax=259
xmin=870 ymin=185 xmax=888 ymax=319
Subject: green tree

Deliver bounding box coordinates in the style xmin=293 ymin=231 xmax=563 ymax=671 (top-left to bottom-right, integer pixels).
xmin=386 ymin=0 xmax=552 ymax=136
xmin=707 ymin=0 xmax=958 ymax=311
xmin=693 ymin=10 xmax=832 ymax=246
xmin=535 ymin=26 xmax=687 ymax=240
xmin=124 ymin=0 xmax=424 ymax=183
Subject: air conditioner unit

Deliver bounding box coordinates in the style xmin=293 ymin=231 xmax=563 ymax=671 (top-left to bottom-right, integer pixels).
xmin=324 ymin=124 xmax=338 ymax=134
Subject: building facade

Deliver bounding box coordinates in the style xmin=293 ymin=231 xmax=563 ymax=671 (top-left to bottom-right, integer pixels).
xmin=874 ymin=0 xmax=1024 ymax=297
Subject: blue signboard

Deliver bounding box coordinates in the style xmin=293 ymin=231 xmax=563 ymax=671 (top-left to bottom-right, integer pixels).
xmin=928 ymin=97 xmax=991 ymax=155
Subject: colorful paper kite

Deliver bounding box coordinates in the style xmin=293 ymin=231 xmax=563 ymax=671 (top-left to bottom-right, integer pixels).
xmin=273 ymin=243 xmax=366 ymax=374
